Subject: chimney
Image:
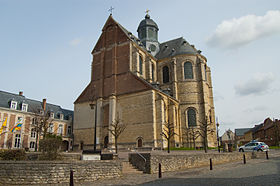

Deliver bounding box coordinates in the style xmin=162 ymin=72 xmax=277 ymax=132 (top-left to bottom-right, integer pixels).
xmin=19 ymin=91 xmax=23 ymax=96
xmin=42 ymin=98 xmax=46 ymax=111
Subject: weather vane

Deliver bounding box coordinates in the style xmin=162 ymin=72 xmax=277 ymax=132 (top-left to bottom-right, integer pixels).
xmin=145 ymin=9 xmax=150 ymax=14
xmin=108 ymin=6 xmax=114 ymax=15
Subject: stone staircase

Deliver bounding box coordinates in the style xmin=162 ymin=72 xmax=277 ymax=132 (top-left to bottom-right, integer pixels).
xmin=122 ymin=161 xmax=143 ymax=174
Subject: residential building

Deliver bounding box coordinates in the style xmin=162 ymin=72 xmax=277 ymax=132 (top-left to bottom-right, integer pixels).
xmin=235 ymin=128 xmax=251 ymax=145
xmin=0 ymin=90 xmax=73 ymax=151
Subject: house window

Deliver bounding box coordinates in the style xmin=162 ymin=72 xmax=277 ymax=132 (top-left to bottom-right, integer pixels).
xmin=184 ymin=62 xmax=193 ymax=79
xmin=10 ymin=101 xmax=17 ymax=110
xmin=139 ymin=55 xmax=143 ymax=75
xmin=162 ymin=66 xmax=169 ymax=83
xmin=31 ymin=128 xmax=36 ymax=138
xmin=49 ymin=123 xmax=54 ymax=133
xmin=60 ymin=114 xmax=64 ymax=120
xmin=14 ymin=134 xmax=21 ymax=148
xmin=50 ymin=112 xmax=54 ymax=119
xmin=21 ymin=103 xmax=28 ymax=112
xmin=67 ymin=126 xmax=72 ymax=135
xmin=30 ymin=141 xmax=35 ymax=149
xmin=58 ymin=124 xmax=63 ymax=135
xmin=187 ymin=108 xmax=197 ymax=127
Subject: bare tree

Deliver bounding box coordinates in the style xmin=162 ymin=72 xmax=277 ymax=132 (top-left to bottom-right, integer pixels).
xmin=197 ymin=116 xmax=214 ymax=153
xmin=160 ymin=97 xmax=177 ymax=153
xmin=32 ymin=111 xmax=53 ymax=151
xmin=161 ymin=121 xmax=176 ymax=153
xmin=183 ymin=127 xmax=200 ymax=149
xmin=108 ymin=117 xmax=126 ymax=154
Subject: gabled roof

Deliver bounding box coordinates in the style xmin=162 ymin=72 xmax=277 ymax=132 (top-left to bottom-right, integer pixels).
xmin=235 ymin=128 xmax=252 ymax=136
xmin=0 ymin=90 xmax=73 ymax=120
xmin=156 ymin=37 xmax=199 ymax=60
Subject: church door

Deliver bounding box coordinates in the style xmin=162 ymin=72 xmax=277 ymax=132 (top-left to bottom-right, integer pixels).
xmin=137 ymin=138 xmax=143 ymax=148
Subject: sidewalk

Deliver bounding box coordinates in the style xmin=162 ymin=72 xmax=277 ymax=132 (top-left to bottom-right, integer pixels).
xmin=79 ymin=150 xmax=280 ymax=186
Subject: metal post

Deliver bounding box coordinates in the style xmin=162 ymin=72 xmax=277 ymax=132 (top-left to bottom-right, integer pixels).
xmin=266 ymin=151 xmax=269 ymax=160
xmin=70 ymin=169 xmax=74 ymax=186
xmin=243 ymin=154 xmax=246 ymax=164
xmin=158 ymin=163 xmax=162 ymax=178
xmin=210 ymin=158 xmax=213 ymax=170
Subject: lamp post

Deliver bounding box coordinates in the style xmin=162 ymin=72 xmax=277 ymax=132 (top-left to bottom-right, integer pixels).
xmin=216 ymin=121 xmax=220 ymax=153
xmin=89 ymin=103 xmax=97 ymax=152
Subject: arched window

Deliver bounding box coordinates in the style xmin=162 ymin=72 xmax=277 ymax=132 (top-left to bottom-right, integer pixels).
xmin=151 ymin=63 xmax=155 ymax=81
xmin=204 ymin=65 xmax=207 ymax=81
xmin=139 ymin=55 xmax=143 ymax=75
xmin=162 ymin=66 xmax=169 ymax=83
xmin=137 ymin=138 xmax=143 ymax=148
xmin=184 ymin=62 xmax=193 ymax=79
xmin=187 ymin=108 xmax=197 ymax=127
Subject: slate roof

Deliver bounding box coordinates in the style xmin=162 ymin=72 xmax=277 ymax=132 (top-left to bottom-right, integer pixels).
xmin=235 ymin=128 xmax=252 ymax=136
xmin=137 ymin=14 xmax=159 ymax=32
xmin=155 ymin=37 xmax=199 ymax=60
xmin=114 ymin=16 xmax=199 ymax=60
xmin=0 ymin=90 xmax=73 ymax=120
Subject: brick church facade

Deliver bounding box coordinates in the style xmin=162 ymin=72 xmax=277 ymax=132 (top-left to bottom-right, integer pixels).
xmin=73 ymin=14 xmax=217 ymax=151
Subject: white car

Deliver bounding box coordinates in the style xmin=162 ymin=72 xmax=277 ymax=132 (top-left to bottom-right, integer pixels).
xmin=239 ymin=141 xmax=269 ymax=152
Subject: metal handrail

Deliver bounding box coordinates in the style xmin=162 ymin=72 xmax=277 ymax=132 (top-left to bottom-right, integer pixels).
xmin=136 ymin=151 xmax=146 ymax=163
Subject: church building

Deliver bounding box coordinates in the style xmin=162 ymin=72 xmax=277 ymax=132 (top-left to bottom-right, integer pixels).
xmin=73 ymin=13 xmax=217 ymax=151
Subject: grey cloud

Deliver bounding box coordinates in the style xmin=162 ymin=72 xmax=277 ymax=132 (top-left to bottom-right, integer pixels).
xmin=206 ymin=10 xmax=280 ymax=49
xmin=235 ymin=73 xmax=275 ymax=96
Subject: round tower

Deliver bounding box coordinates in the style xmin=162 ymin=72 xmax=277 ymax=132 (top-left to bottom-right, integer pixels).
xmin=137 ymin=14 xmax=160 ymax=56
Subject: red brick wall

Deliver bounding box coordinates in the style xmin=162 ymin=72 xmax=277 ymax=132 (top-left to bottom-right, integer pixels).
xmin=7 ymin=114 xmax=15 ymax=148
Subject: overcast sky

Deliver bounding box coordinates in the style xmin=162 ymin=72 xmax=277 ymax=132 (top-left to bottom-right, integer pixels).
xmin=1 ymin=0 xmax=279 ymax=134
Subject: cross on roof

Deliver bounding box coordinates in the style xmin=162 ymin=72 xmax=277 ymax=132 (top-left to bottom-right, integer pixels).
xmin=108 ymin=6 xmax=114 ymax=15
xmin=145 ymin=9 xmax=150 ymax=14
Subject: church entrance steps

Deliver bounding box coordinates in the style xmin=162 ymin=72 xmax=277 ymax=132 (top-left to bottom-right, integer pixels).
xmin=122 ymin=161 xmax=143 ymax=174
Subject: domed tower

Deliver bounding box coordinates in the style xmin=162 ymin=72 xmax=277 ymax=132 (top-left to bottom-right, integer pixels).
xmin=137 ymin=13 xmax=160 ymax=56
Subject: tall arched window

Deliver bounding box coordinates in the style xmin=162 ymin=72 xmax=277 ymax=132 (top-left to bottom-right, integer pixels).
xmin=151 ymin=63 xmax=155 ymax=81
xmin=204 ymin=65 xmax=207 ymax=81
xmin=187 ymin=108 xmax=196 ymax=127
xmin=162 ymin=66 xmax=169 ymax=83
xmin=139 ymin=55 xmax=143 ymax=75
xmin=184 ymin=62 xmax=193 ymax=79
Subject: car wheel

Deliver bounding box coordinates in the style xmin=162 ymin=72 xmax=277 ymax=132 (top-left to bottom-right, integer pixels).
xmin=239 ymin=149 xmax=244 ymax=152
xmin=257 ymin=149 xmax=262 ymax=152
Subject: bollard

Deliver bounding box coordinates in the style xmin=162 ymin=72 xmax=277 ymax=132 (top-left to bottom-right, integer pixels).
xmin=210 ymin=158 xmax=213 ymax=170
xmin=243 ymin=154 xmax=246 ymax=164
xmin=158 ymin=163 xmax=162 ymax=178
xmin=70 ymin=169 xmax=74 ymax=186
xmin=266 ymin=151 xmax=269 ymax=160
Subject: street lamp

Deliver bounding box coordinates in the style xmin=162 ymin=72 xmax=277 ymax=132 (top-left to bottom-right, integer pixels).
xmin=216 ymin=121 xmax=220 ymax=153
xmin=89 ymin=103 xmax=97 ymax=152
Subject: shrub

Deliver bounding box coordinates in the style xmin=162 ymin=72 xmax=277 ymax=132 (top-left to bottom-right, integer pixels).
xmin=39 ymin=134 xmax=62 ymax=160
xmin=0 ymin=149 xmax=26 ymax=160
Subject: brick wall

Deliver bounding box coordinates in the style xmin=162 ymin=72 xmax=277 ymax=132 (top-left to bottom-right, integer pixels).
xmin=0 ymin=160 xmax=122 ymax=185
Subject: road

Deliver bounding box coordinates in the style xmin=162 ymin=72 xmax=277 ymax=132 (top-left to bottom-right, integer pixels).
xmin=141 ymin=154 xmax=280 ymax=186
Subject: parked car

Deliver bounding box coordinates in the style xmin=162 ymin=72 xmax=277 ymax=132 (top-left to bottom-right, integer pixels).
xmin=239 ymin=141 xmax=269 ymax=152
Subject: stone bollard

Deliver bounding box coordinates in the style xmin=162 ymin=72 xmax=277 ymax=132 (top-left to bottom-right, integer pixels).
xmin=70 ymin=169 xmax=74 ymax=186
xmin=243 ymin=154 xmax=246 ymax=164
xmin=210 ymin=158 xmax=213 ymax=170
xmin=158 ymin=163 xmax=162 ymax=178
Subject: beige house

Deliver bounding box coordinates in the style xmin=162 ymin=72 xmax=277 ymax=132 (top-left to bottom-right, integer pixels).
xmin=73 ymin=14 xmax=217 ymax=151
xmin=0 ymin=90 xmax=73 ymax=151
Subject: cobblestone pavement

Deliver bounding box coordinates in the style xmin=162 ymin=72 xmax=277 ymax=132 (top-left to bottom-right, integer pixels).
xmin=80 ymin=150 xmax=280 ymax=186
